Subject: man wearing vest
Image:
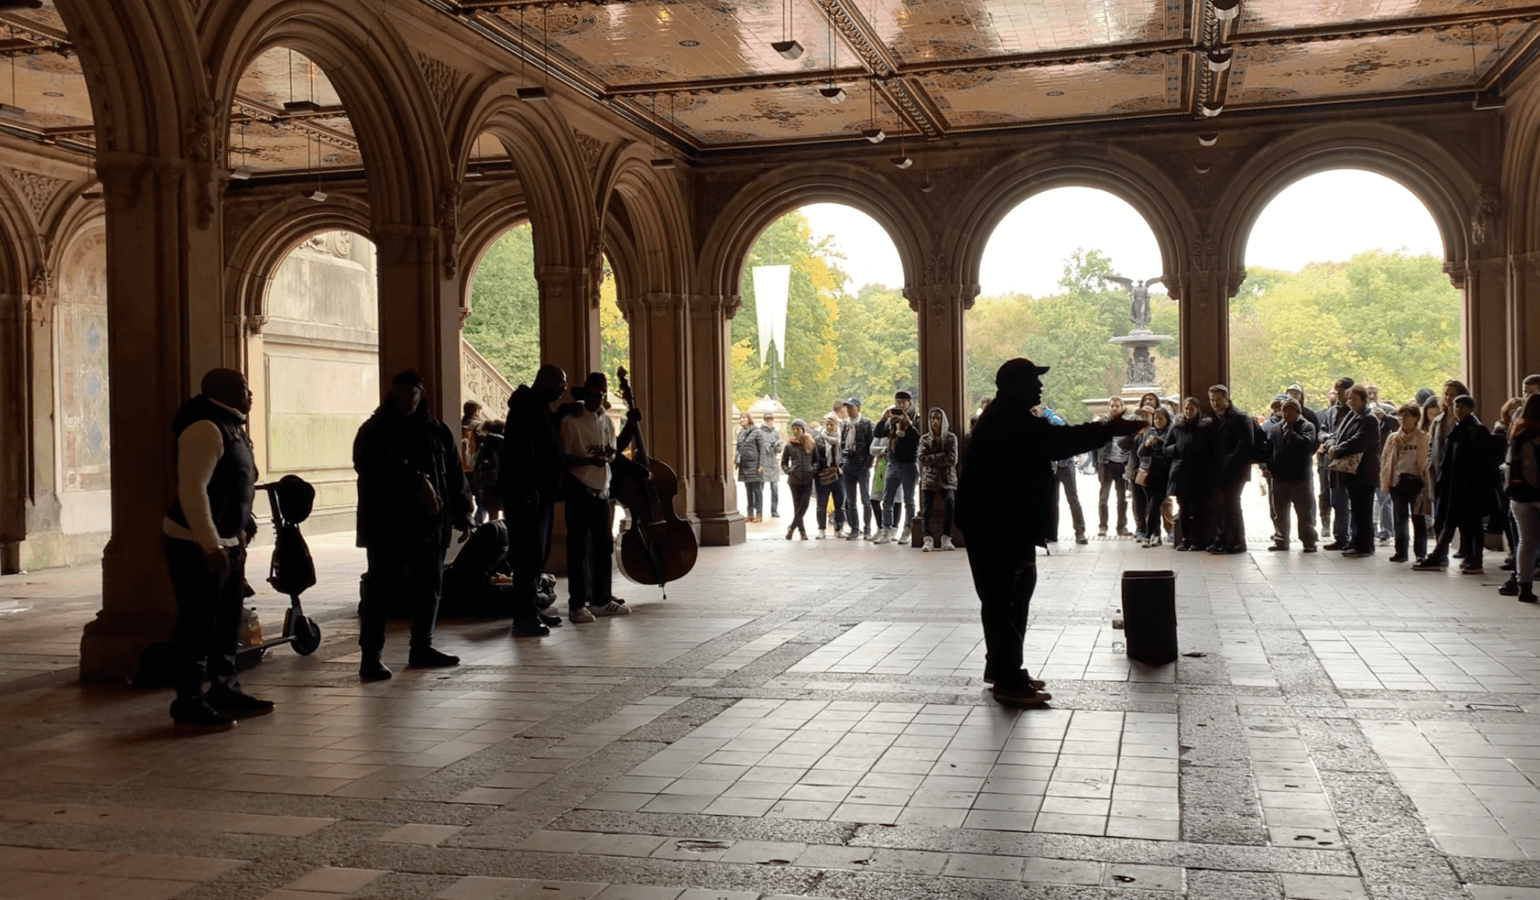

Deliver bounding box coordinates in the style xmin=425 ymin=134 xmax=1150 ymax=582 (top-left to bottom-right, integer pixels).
xmin=162 ymin=368 xmax=268 ymax=728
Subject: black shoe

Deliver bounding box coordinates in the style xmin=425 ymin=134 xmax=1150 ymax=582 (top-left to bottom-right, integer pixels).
xmin=1521 ymin=586 xmax=1538 ymax=603
xmin=1206 ymin=544 xmax=1225 ymax=554
xmin=540 ymin=613 xmax=564 ymax=627
xmin=206 ymin=689 xmax=275 ymax=717
xmin=1499 ymin=577 xmax=1520 ymax=597
xmin=1302 ymin=545 xmax=1317 ymax=553
xmin=513 ymin=619 xmax=551 ymax=638
xmin=1342 ymin=549 xmax=1372 ymax=558
xmin=408 ymin=647 xmax=460 ymax=668
xmin=1175 ymin=543 xmax=1191 ymax=552
xmin=982 ymin=670 xmax=1046 ymax=689
xmin=1501 ymin=560 xmax=1516 ymax=571
xmin=1453 ymin=550 xmax=1465 ymax=559
xmin=170 ymin=699 xmax=236 ymax=728
xmin=1388 ymin=554 xmax=1408 ymax=563
xmin=1411 ymin=557 xmax=1448 ymax=571
xmin=1267 ymin=543 xmax=1289 ymax=552
xmin=360 ymin=657 xmax=393 ymax=681
xmin=1075 ymin=534 xmax=1088 ymax=545
xmin=1224 ymin=546 xmax=1247 ymax=554
xmin=1323 ymin=542 xmax=1343 ymax=551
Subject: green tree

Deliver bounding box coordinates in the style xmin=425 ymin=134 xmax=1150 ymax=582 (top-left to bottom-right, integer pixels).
xmin=463 ymin=224 xmax=540 ymax=387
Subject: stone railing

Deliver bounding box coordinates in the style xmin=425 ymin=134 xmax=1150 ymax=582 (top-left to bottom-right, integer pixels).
xmin=462 ymin=339 xmax=513 ymax=414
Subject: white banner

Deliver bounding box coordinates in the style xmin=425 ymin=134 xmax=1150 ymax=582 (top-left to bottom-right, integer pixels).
xmin=752 ymin=264 xmax=790 ymax=369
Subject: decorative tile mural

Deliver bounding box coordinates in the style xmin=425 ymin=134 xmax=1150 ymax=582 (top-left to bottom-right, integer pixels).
xmin=57 ymin=229 xmax=110 ymax=492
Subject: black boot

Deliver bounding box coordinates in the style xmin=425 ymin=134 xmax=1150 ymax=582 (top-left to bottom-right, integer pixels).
xmin=170 ymin=698 xmax=235 ymax=728
xmin=359 ymin=653 xmax=393 ymax=681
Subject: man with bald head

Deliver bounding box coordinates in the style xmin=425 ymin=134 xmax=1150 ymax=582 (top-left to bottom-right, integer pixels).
xmin=161 ymin=367 xmax=268 ymax=727
xmin=502 ymin=364 xmax=570 ymax=630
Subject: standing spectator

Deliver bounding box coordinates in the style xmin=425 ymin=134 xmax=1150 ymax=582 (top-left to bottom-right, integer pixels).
xmin=461 ymin=401 xmax=485 ymax=525
xmin=1315 ymin=387 xmax=1340 ymax=538
xmin=161 ymin=368 xmax=267 ymax=727
xmin=1207 ymin=384 xmax=1253 ymax=554
xmin=1494 ymin=396 xmax=1524 ymax=591
xmin=1126 ymin=407 xmax=1155 ymax=542
xmin=1365 ymin=384 xmax=1397 ymax=544
xmin=1265 ymin=398 xmax=1319 ymax=552
xmin=502 ymin=365 xmax=568 ymax=629
xmin=562 ymin=374 xmax=630 ymax=622
xmin=1416 ymin=394 xmax=1492 ymax=573
xmin=876 ymin=396 xmax=920 ymax=544
xmin=1331 ymin=385 xmax=1383 ymax=557
xmin=1137 ymin=407 xmax=1173 ymax=547
xmin=735 ymin=412 xmax=769 ymax=523
xmin=1096 ymin=396 xmax=1136 ymax=537
xmin=1043 ymin=406 xmax=1088 ymax=545
xmin=760 ymin=413 xmax=785 ymax=519
xmin=956 ymin=358 xmax=1143 ymax=706
xmin=1164 ymin=397 xmax=1212 ymax=551
xmin=1380 ymin=402 xmax=1430 ymax=564
xmin=1425 ymin=379 xmax=1469 ymax=536
xmin=841 ymin=397 xmax=876 ymax=539
xmin=354 ymin=370 xmax=471 ymax=680
xmin=1319 ymin=378 xmax=1355 ymax=550
xmin=780 ymin=418 xmax=815 ymax=540
xmin=813 ymin=413 xmax=845 ymax=539
xmin=472 ymin=420 xmax=504 ymax=523
xmin=1504 ymin=394 xmax=1540 ymax=603
xmin=917 ymin=406 xmax=959 ymax=551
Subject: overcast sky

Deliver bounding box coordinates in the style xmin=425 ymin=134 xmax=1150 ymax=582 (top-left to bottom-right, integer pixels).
xmin=800 ymin=170 xmax=1445 ymax=298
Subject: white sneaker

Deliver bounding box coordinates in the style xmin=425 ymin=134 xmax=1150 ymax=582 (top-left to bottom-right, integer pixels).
xmin=898 ymin=527 xmax=911 ymax=544
xmin=922 ymin=536 xmax=934 ymax=552
xmin=874 ymin=528 xmax=892 ymax=545
xmin=590 ymin=601 xmax=631 ymax=617
xmin=815 ymin=529 xmax=826 ymax=540
xmin=939 ymin=536 xmax=956 ymax=551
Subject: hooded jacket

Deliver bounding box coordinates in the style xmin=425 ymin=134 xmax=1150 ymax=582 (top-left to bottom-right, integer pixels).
xmin=917 ymin=407 xmax=959 ymax=491
xmin=735 ymin=424 xmax=770 ymax=483
xmin=354 ymin=400 xmax=470 ymax=549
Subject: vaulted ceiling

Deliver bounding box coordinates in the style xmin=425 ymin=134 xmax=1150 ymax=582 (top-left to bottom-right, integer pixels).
xmin=0 ymin=0 xmax=1534 ymax=170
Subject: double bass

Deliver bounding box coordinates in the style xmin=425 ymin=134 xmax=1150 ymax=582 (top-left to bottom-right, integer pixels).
xmin=611 ymin=367 xmax=698 ymax=592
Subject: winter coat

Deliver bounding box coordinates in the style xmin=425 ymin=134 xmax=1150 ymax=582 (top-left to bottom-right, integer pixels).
xmin=1211 ymin=405 xmax=1254 ymax=487
xmin=760 ymin=425 xmax=785 ymax=483
xmin=1162 ymin=417 xmax=1212 ymax=497
xmin=354 ymin=402 xmax=471 ymax=549
xmin=502 ymin=384 xmax=565 ymax=506
xmin=473 ymin=431 xmax=504 ymax=511
xmin=1331 ymin=407 xmax=1382 ymax=490
xmin=814 ymin=429 xmax=842 ymax=483
xmin=1380 ymin=427 xmax=1431 ymax=514
xmin=956 ymin=393 xmax=1121 ymax=545
xmin=1136 ymin=424 xmax=1172 ymax=497
xmin=875 ymin=410 xmax=922 ymax=464
xmin=917 ymin=407 xmax=959 ymax=491
xmin=841 ymin=415 xmax=875 ymax=471
xmin=1433 ymin=415 xmax=1500 ymax=529
xmin=735 ymin=425 xmax=770 ymax=483
xmin=1267 ymin=418 xmax=1318 ymax=484
xmin=780 ymin=436 xmax=815 ymax=486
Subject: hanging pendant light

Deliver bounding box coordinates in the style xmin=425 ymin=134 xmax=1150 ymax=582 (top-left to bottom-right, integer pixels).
xmin=818 ymin=12 xmax=844 ymax=103
xmin=861 ymin=78 xmax=884 ymax=142
xmin=771 ymin=0 xmax=803 ymax=59
xmin=517 ymin=6 xmax=550 ymax=101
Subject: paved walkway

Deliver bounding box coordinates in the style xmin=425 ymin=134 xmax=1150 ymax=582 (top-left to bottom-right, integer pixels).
xmin=1 ymin=515 xmax=1537 ymax=900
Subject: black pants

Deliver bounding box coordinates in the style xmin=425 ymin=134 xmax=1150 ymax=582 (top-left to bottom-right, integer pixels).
xmin=1144 ymin=487 xmax=1168 ymax=542
xmin=1348 ymin=484 xmax=1377 ymax=552
xmin=360 ymin=540 xmax=446 ymax=656
xmin=1210 ymin=482 xmax=1246 ymax=549
xmin=564 ymin=485 xmax=613 ymax=612
xmin=165 ymin=537 xmax=246 ymax=702
xmin=1390 ymin=481 xmax=1428 ymax=559
xmin=963 ymin=528 xmax=1037 ymax=687
xmin=788 ymin=481 xmax=812 ymax=534
xmin=920 ymin=488 xmax=955 ymax=539
xmin=1433 ymin=510 xmax=1484 ymax=565
xmin=1130 ymin=480 xmax=1149 ymax=536
xmin=816 ymin=478 xmax=844 ymax=531
xmin=1051 ymin=466 xmax=1086 ymax=539
xmin=1272 ymin=478 xmax=1318 ymax=548
xmin=507 ymin=499 xmax=555 ymax=609
xmin=1097 ymin=462 xmax=1127 ymax=531
xmin=1176 ymin=485 xmax=1206 ymax=547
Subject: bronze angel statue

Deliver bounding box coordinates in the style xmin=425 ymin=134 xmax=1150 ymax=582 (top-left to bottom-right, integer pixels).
xmin=1107 ymin=275 xmax=1163 ymax=331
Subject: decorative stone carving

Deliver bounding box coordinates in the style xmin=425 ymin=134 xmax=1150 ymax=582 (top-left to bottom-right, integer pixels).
xmin=5 ymin=168 xmax=69 ymax=221
xmin=417 ymin=53 xmax=468 ymax=119
xmin=573 ymin=130 xmax=603 ymax=181
xmin=30 ymin=266 xmax=54 ymax=297
xmin=922 ymin=248 xmax=950 ymax=286
xmin=1471 ymin=184 xmax=1501 ymax=249
xmin=184 ymin=100 xmax=219 ymax=230
xmin=440 ymin=186 xmax=462 ymax=278
xmin=299 ymin=231 xmax=354 ymax=258
xmin=1188 ymin=237 xmax=1220 ymax=272
xmin=245 ymin=314 xmax=267 ymax=336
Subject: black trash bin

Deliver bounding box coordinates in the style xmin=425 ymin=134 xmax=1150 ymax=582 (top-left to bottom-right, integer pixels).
xmin=1120 ymin=569 xmax=1177 ymax=665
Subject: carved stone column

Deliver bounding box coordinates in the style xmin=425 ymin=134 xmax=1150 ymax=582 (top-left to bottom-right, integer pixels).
xmin=1170 ymin=243 xmax=1245 ymax=400
xmin=624 ymin=292 xmax=694 ymax=520
xmin=689 ymin=293 xmax=744 ymax=546
xmin=376 ymin=223 xmax=461 ymax=420
xmin=905 ymin=283 xmax=974 ymax=437
xmin=82 ymin=149 xmax=227 ymax=681
xmin=0 ymin=284 xmax=31 ymax=573
xmin=18 ymin=274 xmax=58 ymax=573
xmin=537 ymin=264 xmax=601 ymax=389
xmin=1510 ymin=252 xmax=1540 ymax=388
xmin=1450 ymin=255 xmax=1513 ymax=420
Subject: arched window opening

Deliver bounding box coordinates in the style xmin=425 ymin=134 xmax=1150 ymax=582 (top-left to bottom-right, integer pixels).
xmin=1231 ymin=170 xmax=1455 ymax=417
xmin=971 ymin=187 xmax=1171 ymax=423
xmin=258 ymin=230 xmax=379 ymax=534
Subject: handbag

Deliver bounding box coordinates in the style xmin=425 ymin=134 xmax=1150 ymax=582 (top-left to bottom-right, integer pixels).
xmin=818 ymin=465 xmax=840 ymax=485
xmin=1328 ymin=452 xmax=1363 ymax=474
xmin=1134 ymin=469 xmax=1149 ymax=486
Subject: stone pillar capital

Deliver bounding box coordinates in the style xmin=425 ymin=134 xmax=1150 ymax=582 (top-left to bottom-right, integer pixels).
xmin=375 ymin=223 xmax=439 ymax=264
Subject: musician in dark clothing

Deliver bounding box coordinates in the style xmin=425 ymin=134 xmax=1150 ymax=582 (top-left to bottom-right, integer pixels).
xmin=354 ymin=370 xmax=472 ymax=680
xmin=501 ymin=364 xmax=569 ymax=624
xmin=441 ymin=520 xmax=562 ymax=635
xmin=956 ymin=358 xmax=1143 ymax=707
xmin=161 ymin=368 xmax=268 ymax=728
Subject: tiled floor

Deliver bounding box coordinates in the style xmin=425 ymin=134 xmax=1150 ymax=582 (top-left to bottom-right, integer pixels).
xmin=3 ymin=497 xmax=1540 ymax=899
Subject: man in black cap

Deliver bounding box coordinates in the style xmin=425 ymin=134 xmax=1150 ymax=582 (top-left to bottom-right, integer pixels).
xmin=161 ymin=367 xmax=269 ymax=727
xmin=839 ymin=397 xmax=875 ymax=539
xmin=353 ymin=370 xmax=472 ymax=680
xmin=502 ymin=364 xmax=568 ymax=628
xmin=956 ymin=358 xmax=1143 ymax=706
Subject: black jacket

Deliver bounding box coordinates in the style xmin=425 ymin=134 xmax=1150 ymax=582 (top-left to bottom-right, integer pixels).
xmin=1268 ymin=418 xmax=1318 ymax=484
xmin=1434 ymin=415 xmax=1499 ymax=528
xmin=1332 ymin=408 xmax=1382 ymax=490
xmin=1136 ymin=425 xmax=1172 ymax=496
xmin=503 ymin=385 xmax=565 ymax=505
xmin=956 ymin=393 xmax=1119 ymax=545
xmin=354 ymin=403 xmax=470 ymax=549
xmin=841 ymin=416 xmax=875 ymax=470
xmin=1162 ymin=417 xmax=1212 ymax=496
xmin=1212 ymin=406 xmax=1254 ymax=487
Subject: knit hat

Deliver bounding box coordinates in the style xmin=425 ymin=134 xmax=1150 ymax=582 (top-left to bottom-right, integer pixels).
xmin=791 ymin=418 xmax=806 ymax=431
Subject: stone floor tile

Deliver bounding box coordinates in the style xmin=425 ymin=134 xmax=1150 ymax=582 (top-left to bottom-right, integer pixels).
xmin=376 ymin=823 xmax=466 ymax=845
xmin=1022 ymin=857 xmax=1102 ymax=885
xmin=590 ymin=886 xmax=683 ymax=900
xmin=506 ymin=882 xmax=606 ymax=900
xmin=284 ymin=867 xmax=385 ymax=893
xmin=1467 ymin=887 xmax=1540 ymax=900
xmin=1106 ymin=862 xmax=1183 ymax=891
xmin=944 ymin=852 xmax=1025 ymax=880
xmin=1279 ymin=873 xmax=1368 ymax=900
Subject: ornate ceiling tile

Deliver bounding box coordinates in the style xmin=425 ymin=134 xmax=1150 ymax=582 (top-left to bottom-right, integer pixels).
xmin=667 ymin=80 xmax=908 ymax=144
xmin=1241 ymin=0 xmax=1538 ymax=32
xmin=872 ymin=0 xmax=1179 ymax=64
xmin=918 ymin=57 xmax=1181 ymax=128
